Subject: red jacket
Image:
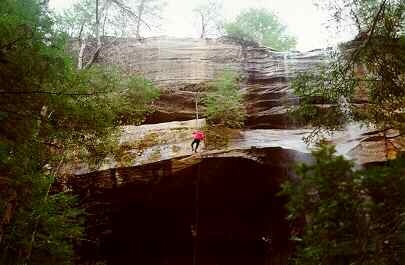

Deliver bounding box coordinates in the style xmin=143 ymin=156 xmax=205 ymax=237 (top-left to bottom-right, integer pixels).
xmin=192 ymin=131 xmax=205 ymax=140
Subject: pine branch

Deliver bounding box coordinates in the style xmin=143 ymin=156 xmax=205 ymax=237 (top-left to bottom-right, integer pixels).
xmin=349 ymin=0 xmax=388 ymax=62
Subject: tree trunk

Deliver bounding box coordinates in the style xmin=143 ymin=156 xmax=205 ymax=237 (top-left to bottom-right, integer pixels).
xmin=102 ymin=7 xmax=109 ymax=37
xmin=76 ymin=23 xmax=86 ymax=69
xmin=200 ymin=14 xmax=206 ymax=39
xmin=136 ymin=0 xmax=146 ymax=39
xmin=25 ymin=156 xmax=66 ymax=263
xmin=84 ymin=0 xmax=103 ymax=69
xmin=95 ymin=0 xmax=101 ymax=48
xmin=0 ymin=190 xmax=17 ymax=244
xmin=78 ymin=37 xmax=86 ymax=69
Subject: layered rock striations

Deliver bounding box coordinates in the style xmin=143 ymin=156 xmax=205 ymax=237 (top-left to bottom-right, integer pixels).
xmin=67 ymin=36 xmax=405 ymax=179
xmin=69 ymin=119 xmax=404 ymax=265
xmin=86 ymin=37 xmax=324 ymax=127
xmin=69 ymin=37 xmax=405 ymax=265
xmin=65 ymin=118 xmax=404 ymax=187
xmin=242 ymin=48 xmax=324 ymax=128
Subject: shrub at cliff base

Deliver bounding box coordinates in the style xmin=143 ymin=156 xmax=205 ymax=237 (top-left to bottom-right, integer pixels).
xmin=281 ymin=145 xmax=404 ymax=265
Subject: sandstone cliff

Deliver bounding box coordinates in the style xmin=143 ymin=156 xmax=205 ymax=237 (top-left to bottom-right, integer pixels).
xmin=67 ymin=36 xmax=404 ymax=178
xmin=70 ymin=37 xmax=404 ymax=265
xmin=80 ymin=37 xmax=324 ymax=128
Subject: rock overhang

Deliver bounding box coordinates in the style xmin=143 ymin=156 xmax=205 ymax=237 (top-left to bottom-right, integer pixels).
xmin=66 ymin=37 xmax=405 ymax=180
xmin=64 ymin=119 xmax=404 ymax=182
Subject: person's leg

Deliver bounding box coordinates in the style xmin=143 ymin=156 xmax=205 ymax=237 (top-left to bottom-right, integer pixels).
xmin=191 ymin=139 xmax=197 ymax=151
xmin=194 ymin=139 xmax=200 ymax=152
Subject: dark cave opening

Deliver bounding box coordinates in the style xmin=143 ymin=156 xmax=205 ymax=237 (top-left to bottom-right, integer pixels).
xmin=81 ymin=157 xmax=292 ymax=265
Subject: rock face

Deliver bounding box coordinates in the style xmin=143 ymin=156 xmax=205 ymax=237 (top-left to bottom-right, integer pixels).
xmin=65 ymin=119 xmax=310 ymax=177
xmin=69 ymin=37 xmax=405 ymax=265
xmin=242 ymin=48 xmax=324 ymax=128
xmin=90 ymin=37 xmax=325 ymax=127
xmin=66 ymin=118 xmax=404 ymax=183
xmin=69 ymin=119 xmax=404 ymax=265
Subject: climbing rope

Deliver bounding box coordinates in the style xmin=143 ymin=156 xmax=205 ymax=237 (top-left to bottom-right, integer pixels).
xmin=192 ymin=162 xmax=201 ymax=265
xmin=195 ymin=91 xmax=200 ymax=129
xmin=192 ymin=62 xmax=203 ymax=265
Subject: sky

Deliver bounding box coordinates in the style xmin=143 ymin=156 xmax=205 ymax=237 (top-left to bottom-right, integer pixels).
xmin=49 ymin=0 xmax=355 ymax=51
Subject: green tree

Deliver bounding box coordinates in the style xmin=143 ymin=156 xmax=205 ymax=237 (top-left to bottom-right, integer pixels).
xmin=224 ymin=8 xmax=297 ymax=50
xmin=56 ymin=0 xmax=139 ymax=69
xmin=291 ymin=0 xmax=405 ymax=141
xmin=0 ymin=0 xmax=159 ymax=263
xmin=203 ymin=72 xmax=246 ymax=128
xmin=56 ymin=0 xmax=166 ymax=68
xmin=285 ymin=2 xmax=405 ymax=263
xmin=281 ymin=145 xmax=403 ymax=265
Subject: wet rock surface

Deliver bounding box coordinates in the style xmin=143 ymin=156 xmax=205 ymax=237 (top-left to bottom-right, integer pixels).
xmin=242 ymin=48 xmax=324 ymax=128
xmin=71 ymin=120 xmax=404 ymax=265
xmin=66 ymin=119 xmax=404 ymax=183
xmin=69 ymin=37 xmax=404 ymax=265
xmin=71 ymin=123 xmax=404 ymax=265
xmin=82 ymin=37 xmax=325 ymax=128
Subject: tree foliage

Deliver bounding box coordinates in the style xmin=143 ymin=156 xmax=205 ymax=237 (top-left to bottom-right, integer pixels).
xmin=0 ymin=0 xmax=159 ymax=263
xmin=291 ymin=0 xmax=405 ymax=141
xmin=55 ymin=0 xmax=165 ymax=69
xmin=55 ymin=0 xmax=165 ymax=39
xmin=285 ymin=2 xmax=405 ymax=264
xmin=224 ymin=8 xmax=297 ymax=50
xmin=203 ymin=72 xmax=246 ymax=128
xmin=281 ymin=145 xmax=404 ymax=265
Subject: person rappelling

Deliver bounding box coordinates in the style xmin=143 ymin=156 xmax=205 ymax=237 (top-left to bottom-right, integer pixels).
xmin=191 ymin=90 xmax=205 ymax=153
xmin=191 ymin=130 xmax=205 ymax=152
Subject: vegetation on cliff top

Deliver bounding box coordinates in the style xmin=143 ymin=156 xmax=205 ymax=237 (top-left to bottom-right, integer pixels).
xmin=224 ymin=8 xmax=297 ymax=51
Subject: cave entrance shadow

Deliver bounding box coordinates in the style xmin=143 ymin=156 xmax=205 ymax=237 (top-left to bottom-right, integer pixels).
xmin=98 ymin=157 xmax=292 ymax=265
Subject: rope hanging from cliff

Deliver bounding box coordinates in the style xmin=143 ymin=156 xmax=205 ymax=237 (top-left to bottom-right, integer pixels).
xmin=195 ymin=91 xmax=200 ymax=129
xmin=192 ymin=162 xmax=201 ymax=265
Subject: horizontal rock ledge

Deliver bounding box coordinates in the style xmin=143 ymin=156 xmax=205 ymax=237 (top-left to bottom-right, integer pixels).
xmin=63 ymin=119 xmax=404 ymax=178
